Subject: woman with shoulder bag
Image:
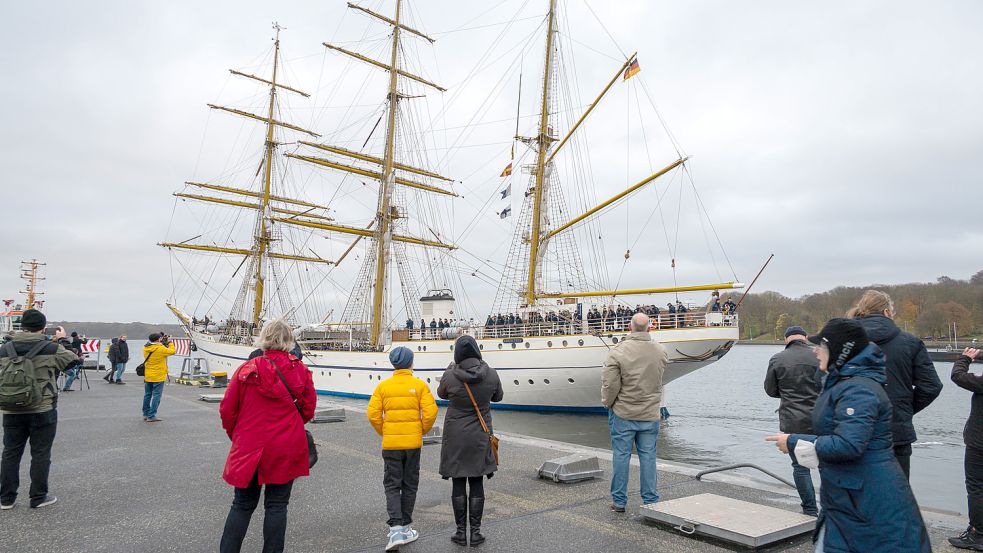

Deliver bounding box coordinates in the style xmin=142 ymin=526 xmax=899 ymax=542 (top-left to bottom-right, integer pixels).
xmin=438 ymin=335 xmax=504 ymax=546
xmin=219 ymin=319 xmax=316 ymax=553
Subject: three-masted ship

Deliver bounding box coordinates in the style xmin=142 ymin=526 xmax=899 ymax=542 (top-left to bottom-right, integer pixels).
xmin=162 ymin=1 xmax=742 ymax=412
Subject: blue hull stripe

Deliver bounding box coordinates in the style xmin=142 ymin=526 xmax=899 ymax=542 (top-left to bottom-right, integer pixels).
xmin=315 ymin=389 xmax=606 ymax=414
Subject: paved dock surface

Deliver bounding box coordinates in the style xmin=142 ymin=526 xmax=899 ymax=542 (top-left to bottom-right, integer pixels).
xmin=0 ymin=376 xmax=965 ymax=552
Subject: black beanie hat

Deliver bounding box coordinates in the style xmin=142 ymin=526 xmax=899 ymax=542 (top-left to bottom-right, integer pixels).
xmin=20 ymin=309 xmax=46 ymax=331
xmin=808 ymin=318 xmax=870 ymax=371
xmin=453 ymin=335 xmax=482 ymax=364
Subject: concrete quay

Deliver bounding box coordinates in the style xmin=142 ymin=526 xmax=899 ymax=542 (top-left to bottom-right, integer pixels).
xmin=0 ymin=377 xmax=966 ymax=552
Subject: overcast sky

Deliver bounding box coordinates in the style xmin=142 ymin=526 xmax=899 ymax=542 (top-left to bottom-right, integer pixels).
xmin=2 ymin=0 xmax=981 ymax=324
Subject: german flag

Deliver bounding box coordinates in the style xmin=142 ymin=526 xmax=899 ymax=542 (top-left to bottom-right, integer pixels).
xmin=500 ymin=162 xmax=513 ymax=177
xmin=623 ymin=58 xmax=640 ymax=81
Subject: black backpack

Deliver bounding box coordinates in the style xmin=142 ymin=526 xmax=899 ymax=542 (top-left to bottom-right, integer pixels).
xmin=0 ymin=341 xmax=51 ymax=409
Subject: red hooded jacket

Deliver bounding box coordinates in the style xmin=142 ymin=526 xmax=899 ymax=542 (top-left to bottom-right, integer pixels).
xmin=220 ymin=349 xmax=316 ymax=487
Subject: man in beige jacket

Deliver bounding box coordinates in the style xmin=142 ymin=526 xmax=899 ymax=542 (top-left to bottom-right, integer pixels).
xmin=601 ymin=312 xmax=668 ymax=512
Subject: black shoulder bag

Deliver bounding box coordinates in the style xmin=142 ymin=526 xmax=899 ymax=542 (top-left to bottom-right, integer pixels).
xmin=135 ymin=349 xmax=155 ymax=377
xmin=263 ymin=355 xmax=318 ymax=468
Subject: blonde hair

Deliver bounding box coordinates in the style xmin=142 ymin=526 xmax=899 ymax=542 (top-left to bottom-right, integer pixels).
xmin=255 ymin=319 xmax=296 ymax=352
xmin=847 ymin=290 xmax=894 ymax=319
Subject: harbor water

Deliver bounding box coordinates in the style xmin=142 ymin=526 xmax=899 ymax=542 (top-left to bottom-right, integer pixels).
xmin=144 ymin=344 xmax=965 ymax=513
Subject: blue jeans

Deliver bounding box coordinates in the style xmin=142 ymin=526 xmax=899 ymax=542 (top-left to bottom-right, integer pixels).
xmin=608 ymin=411 xmax=660 ymax=507
xmin=62 ymin=369 xmax=78 ymax=390
xmin=142 ymin=382 xmax=165 ymax=419
xmin=790 ymin=453 xmax=818 ymax=515
xmin=114 ymin=363 xmax=126 ymax=381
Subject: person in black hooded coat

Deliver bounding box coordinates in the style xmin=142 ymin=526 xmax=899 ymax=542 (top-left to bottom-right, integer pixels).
xmin=848 ymin=290 xmax=942 ymax=479
xmin=437 ymin=335 xmax=503 ymax=546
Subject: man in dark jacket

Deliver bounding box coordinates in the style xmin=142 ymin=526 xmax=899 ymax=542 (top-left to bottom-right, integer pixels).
xmin=948 ymin=347 xmax=983 ymax=550
xmin=855 ymin=311 xmax=943 ymax=479
xmin=764 ymin=325 xmax=821 ymax=516
xmin=0 ymin=309 xmax=81 ymax=509
xmin=114 ymin=335 xmax=129 ymax=383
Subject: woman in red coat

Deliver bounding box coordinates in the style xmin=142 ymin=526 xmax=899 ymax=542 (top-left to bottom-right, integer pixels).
xmin=219 ymin=319 xmax=316 ymax=553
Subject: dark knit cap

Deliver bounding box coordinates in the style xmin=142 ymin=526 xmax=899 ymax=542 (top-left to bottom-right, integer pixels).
xmin=389 ymin=346 xmax=414 ymax=369
xmin=784 ymin=325 xmax=807 ymax=339
xmin=20 ymin=309 xmax=46 ymax=331
xmin=808 ymin=318 xmax=870 ymax=370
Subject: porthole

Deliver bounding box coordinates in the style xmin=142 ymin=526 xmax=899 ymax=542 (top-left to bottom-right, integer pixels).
xmin=562 ymin=340 xmax=568 ymax=347
xmin=527 ymin=379 xmax=534 ymax=385
xmin=578 ymin=339 xmax=584 ymax=346
xmin=568 ymin=378 xmax=575 ymax=383
xmin=417 ymin=346 xmax=422 ymax=351
xmin=368 ymin=375 xmax=372 ymax=380
xmin=479 ymin=344 xmax=484 ymax=350
xmin=547 ymin=341 xmax=552 ymax=347
xmin=427 ymin=378 xmax=431 ymax=383
xmin=612 ymin=337 xmax=619 ymax=344
xmin=511 ymin=343 xmax=517 ymax=349
xmin=544 ymin=379 xmax=551 ymax=384
xmin=329 ymin=372 xmax=332 ymax=377
xmin=524 ymin=342 xmax=530 ymax=348
xmin=450 ymin=345 xmax=454 ymax=351
xmin=513 ymin=380 xmax=519 ymax=385
xmin=320 ymin=371 xmax=324 ymax=376
xmin=347 ymin=373 xmax=351 ymax=378
xmin=423 ymin=346 xmax=427 ymax=351
xmin=498 ymin=344 xmax=503 ymax=349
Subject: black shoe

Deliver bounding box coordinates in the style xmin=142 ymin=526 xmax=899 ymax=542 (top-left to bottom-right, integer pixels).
xmin=468 ymin=496 xmax=485 ymax=546
xmin=450 ymin=495 xmax=468 ymax=546
xmin=62 ymin=388 xmax=73 ymax=392
xmin=103 ymin=375 xmax=112 ymax=382
xmin=950 ymin=527 xmax=983 ymax=550
xmin=115 ymin=380 xmax=125 ymax=385
xmin=610 ymin=503 xmax=626 ymax=513
xmin=30 ymin=495 xmax=57 ymax=508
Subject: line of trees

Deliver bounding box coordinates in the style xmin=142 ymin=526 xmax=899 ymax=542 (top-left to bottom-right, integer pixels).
xmin=737 ymin=270 xmax=983 ymax=341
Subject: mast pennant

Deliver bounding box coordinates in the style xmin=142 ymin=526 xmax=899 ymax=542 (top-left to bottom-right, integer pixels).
xmin=500 ymin=162 xmax=513 ymax=177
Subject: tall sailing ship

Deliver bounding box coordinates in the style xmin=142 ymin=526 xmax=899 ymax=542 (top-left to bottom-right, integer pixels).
xmin=162 ymin=1 xmax=742 ymax=412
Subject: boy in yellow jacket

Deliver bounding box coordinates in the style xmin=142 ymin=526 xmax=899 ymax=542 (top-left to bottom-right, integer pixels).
xmin=368 ymin=346 xmax=438 ymax=551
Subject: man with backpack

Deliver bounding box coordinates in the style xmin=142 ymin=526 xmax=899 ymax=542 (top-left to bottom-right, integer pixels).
xmin=0 ymin=309 xmax=81 ymax=509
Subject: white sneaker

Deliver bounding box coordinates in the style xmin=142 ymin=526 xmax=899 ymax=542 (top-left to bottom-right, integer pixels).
xmin=395 ymin=526 xmax=418 ymax=547
xmin=386 ymin=526 xmax=404 ymax=551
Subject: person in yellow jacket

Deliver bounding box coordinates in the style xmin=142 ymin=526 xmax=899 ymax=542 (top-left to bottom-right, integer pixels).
xmin=367 ymin=346 xmax=438 ymax=551
xmin=141 ymin=333 xmax=176 ymax=423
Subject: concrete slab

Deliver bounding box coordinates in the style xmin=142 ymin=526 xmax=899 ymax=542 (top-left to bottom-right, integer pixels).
xmin=640 ymin=492 xmax=815 ymax=548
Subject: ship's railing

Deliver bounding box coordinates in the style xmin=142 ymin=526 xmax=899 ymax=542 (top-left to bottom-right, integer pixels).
xmin=405 ymin=312 xmax=737 ymax=341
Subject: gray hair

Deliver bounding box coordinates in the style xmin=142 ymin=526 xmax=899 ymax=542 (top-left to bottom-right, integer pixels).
xmin=630 ymin=312 xmax=650 ymax=332
xmin=255 ymin=319 xmax=295 ymax=352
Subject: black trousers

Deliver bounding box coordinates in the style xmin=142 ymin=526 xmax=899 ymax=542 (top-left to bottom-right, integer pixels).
xmin=382 ymin=448 xmax=421 ymax=527
xmin=894 ymin=443 xmax=912 ymax=480
xmin=966 ymin=445 xmax=983 ymax=530
xmin=219 ymin=474 xmax=294 ymax=553
xmin=0 ymin=410 xmax=58 ymax=506
xmin=452 ymin=476 xmax=484 ymax=498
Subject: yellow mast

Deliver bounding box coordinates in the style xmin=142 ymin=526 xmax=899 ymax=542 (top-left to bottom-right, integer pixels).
xmin=369 ymin=0 xmax=403 ymax=346
xmin=525 ymin=0 xmax=558 ymax=306
xmin=251 ymin=24 xmax=283 ymax=327
xmin=20 ymin=260 xmax=44 ymax=309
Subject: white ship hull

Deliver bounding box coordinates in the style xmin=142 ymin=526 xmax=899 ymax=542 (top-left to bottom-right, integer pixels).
xmin=184 ymin=326 xmax=737 ymax=413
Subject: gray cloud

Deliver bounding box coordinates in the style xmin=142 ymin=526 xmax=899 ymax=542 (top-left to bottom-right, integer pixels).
xmin=2 ymin=0 xmax=981 ymax=324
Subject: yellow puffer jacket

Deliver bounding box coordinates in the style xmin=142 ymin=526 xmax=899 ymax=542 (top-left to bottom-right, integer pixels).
xmin=142 ymin=342 xmax=176 ymax=383
xmin=367 ymin=369 xmax=438 ymax=450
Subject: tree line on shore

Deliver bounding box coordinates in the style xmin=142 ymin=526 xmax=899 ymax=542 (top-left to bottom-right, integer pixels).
xmin=738 ymin=270 xmax=983 ymax=341
xmin=49 ymin=321 xmax=185 ymax=341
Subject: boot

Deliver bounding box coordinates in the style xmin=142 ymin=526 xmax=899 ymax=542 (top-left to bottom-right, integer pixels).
xmin=468 ymin=496 xmax=485 ymax=545
xmin=450 ymin=495 xmax=468 ymax=546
